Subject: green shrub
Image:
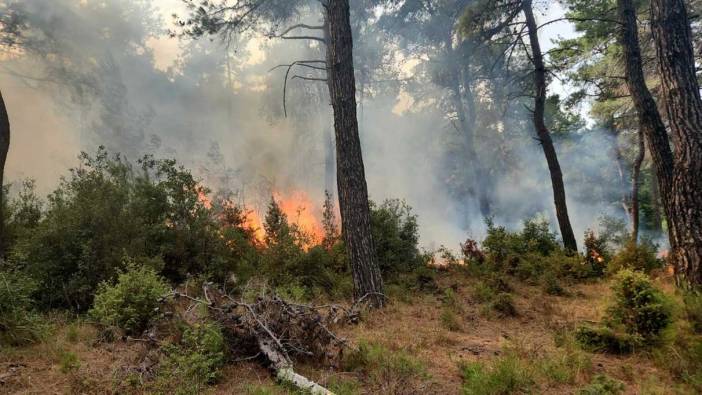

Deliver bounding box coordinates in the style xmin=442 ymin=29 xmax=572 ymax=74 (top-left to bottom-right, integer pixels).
xmin=652 ymin=331 xmax=702 ymax=391
xmin=491 ymin=293 xmax=517 ymax=317
xmin=155 ymin=322 xmax=226 ymax=395
xmin=543 ymin=272 xmax=566 ymax=296
xmin=59 ymin=350 xmax=81 ymax=374
xmin=608 ymin=240 xmax=661 ymax=274
xmin=440 ymin=308 xmax=462 ymax=331
xmin=537 ymin=348 xmax=592 ymax=385
xmin=574 ymin=325 xmax=636 ymax=354
xmin=607 ymin=270 xmax=672 ymax=341
xmin=577 ymin=374 xmax=624 ymax=395
xmin=90 ymin=262 xmax=170 ymax=334
xmin=370 ymin=199 xmax=425 ymax=277
xmin=0 ymin=270 xmax=47 ymax=346
xmin=14 ymin=148 xmax=259 ymax=310
xmin=343 ymin=341 xmax=426 ymax=392
xmin=683 ymin=292 xmax=702 ymax=333
xmin=459 ymin=355 xmax=533 ymax=395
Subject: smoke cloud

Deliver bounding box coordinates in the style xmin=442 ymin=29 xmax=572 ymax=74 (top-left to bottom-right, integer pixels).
xmin=1 ymin=0 xmax=630 ymax=250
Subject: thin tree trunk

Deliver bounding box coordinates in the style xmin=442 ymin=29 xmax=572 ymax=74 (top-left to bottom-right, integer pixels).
xmin=618 ymin=0 xmax=677 ymax=271
xmin=631 ymin=130 xmax=645 ymax=242
xmin=324 ymin=0 xmax=384 ymax=307
xmin=522 ymin=0 xmax=578 ymax=251
xmin=0 ymin=89 xmax=9 ymax=259
xmin=650 ymin=0 xmax=702 ymax=286
xmin=605 ymin=120 xmax=631 ymax=218
xmin=461 ymin=65 xmax=491 ymax=217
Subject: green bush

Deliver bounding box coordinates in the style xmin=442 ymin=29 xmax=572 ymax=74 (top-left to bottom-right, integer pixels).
xmin=608 ymin=241 xmax=662 ymax=274
xmin=683 ymin=292 xmax=702 ymax=333
xmin=0 ymin=270 xmax=47 ymax=346
xmin=90 ymin=262 xmax=170 ymax=334
xmin=59 ymin=350 xmax=81 ymax=374
xmin=14 ymin=148 xmax=259 ymax=310
xmin=342 ymin=341 xmax=426 ymax=392
xmin=480 ymin=218 xmax=598 ymax=284
xmin=491 ymin=293 xmax=517 ymax=317
xmin=370 ymin=199 xmax=425 ymax=277
xmin=652 ymin=331 xmax=702 ymax=391
xmin=574 ymin=325 xmax=636 ymax=354
xmin=460 ymin=355 xmax=533 ymax=395
xmin=607 ymin=270 xmax=672 ymax=341
xmin=577 ymin=374 xmax=624 ymax=395
xmin=543 ymin=272 xmax=566 ymax=296
xmin=155 ymin=322 xmax=226 ymax=395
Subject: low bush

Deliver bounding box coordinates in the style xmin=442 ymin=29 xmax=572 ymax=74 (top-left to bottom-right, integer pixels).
xmin=607 ymin=270 xmax=672 ymax=341
xmin=342 ymin=341 xmax=426 ymax=393
xmin=59 ymin=350 xmax=81 ymax=374
xmin=0 ymin=270 xmax=47 ymax=346
xmin=89 ymin=262 xmax=170 ymax=334
xmin=154 ymin=322 xmax=226 ymax=395
xmin=370 ymin=199 xmax=426 ymax=278
xmin=608 ymin=241 xmax=662 ymax=274
xmin=652 ymin=330 xmax=702 ymax=391
xmin=459 ymin=355 xmax=533 ymax=395
xmin=574 ymin=325 xmax=636 ymax=354
xmin=683 ymin=291 xmax=702 ymax=334
xmin=578 ymin=374 xmax=625 ymax=395
xmin=491 ymin=293 xmax=517 ymax=317
xmin=542 ymin=272 xmax=566 ymax=296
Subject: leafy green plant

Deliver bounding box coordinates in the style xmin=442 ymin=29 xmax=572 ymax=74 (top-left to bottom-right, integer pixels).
xmin=607 ymin=270 xmax=672 ymax=341
xmin=343 ymin=341 xmax=426 ymax=393
xmin=370 ymin=199 xmax=424 ymax=277
xmin=155 ymin=322 xmax=226 ymax=395
xmin=574 ymin=325 xmax=636 ymax=354
xmin=577 ymin=374 xmax=624 ymax=395
xmin=460 ymin=355 xmax=533 ymax=395
xmin=90 ymin=262 xmax=170 ymax=334
xmin=491 ymin=293 xmax=517 ymax=317
xmin=608 ymin=241 xmax=662 ymax=274
xmin=683 ymin=291 xmax=702 ymax=333
xmin=59 ymin=350 xmax=81 ymax=374
xmin=0 ymin=270 xmax=47 ymax=346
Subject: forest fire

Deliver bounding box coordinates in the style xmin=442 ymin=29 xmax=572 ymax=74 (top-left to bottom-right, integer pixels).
xmin=197 ymin=188 xmax=325 ymax=246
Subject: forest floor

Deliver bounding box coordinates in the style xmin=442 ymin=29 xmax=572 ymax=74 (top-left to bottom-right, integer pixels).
xmin=0 ymin=269 xmax=692 ymax=394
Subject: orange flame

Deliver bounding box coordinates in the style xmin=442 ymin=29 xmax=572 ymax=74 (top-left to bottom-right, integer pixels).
xmin=197 ymin=189 xmax=212 ymax=209
xmin=197 ymin=187 xmax=326 ymax=247
xmin=272 ymin=191 xmax=325 ymax=245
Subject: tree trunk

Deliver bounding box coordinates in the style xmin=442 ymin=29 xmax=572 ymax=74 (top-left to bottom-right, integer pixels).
xmin=461 ymin=65 xmax=492 ymax=217
xmin=522 ymin=0 xmax=578 ymax=251
xmin=605 ymin=120 xmax=631 ymax=218
xmin=650 ymin=0 xmax=702 ymax=287
xmin=617 ymin=0 xmax=676 ymax=256
xmin=631 ymin=130 xmax=645 ymax=242
xmin=0 ymin=89 xmax=9 ymax=259
xmin=324 ymin=0 xmax=384 ymax=306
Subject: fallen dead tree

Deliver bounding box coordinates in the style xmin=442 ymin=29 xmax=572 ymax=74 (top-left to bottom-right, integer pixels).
xmin=169 ymin=284 xmax=382 ymax=394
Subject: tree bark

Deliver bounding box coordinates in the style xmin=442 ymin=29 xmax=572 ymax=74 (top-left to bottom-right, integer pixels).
xmin=522 ymin=0 xmax=578 ymax=251
xmin=324 ymin=0 xmax=384 ymax=306
xmin=650 ymin=0 xmax=702 ymax=286
xmin=631 ymin=130 xmax=645 ymax=242
xmin=0 ymin=89 xmax=9 ymax=259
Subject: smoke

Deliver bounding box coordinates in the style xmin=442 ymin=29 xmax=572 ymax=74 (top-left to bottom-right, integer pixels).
xmin=1 ymin=0 xmax=632 ymax=250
